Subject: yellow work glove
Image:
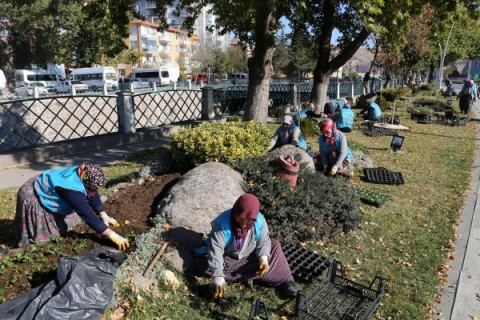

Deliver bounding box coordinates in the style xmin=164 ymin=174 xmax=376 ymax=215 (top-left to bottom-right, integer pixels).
xmin=213 ymin=276 xmax=226 ymax=298
xmin=256 ymin=255 xmax=269 ymax=277
xmin=330 ymin=166 xmax=338 ymax=176
xmin=108 ymin=231 xmax=130 ymax=251
xmin=100 ymin=213 xmax=120 ymax=227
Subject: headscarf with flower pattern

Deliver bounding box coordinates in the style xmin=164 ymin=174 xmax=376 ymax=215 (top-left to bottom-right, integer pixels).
xmin=79 ymin=163 xmax=107 ymax=191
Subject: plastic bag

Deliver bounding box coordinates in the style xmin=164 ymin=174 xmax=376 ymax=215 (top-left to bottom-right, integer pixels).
xmin=0 ymin=246 xmax=127 ymax=320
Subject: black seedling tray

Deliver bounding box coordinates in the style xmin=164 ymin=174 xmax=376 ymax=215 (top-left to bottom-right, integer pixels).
xmin=363 ymin=167 xmax=404 ymax=185
xmin=248 ymin=299 xmax=268 ymax=320
xmin=295 ymin=260 xmax=386 ymax=320
xmin=363 ymin=129 xmax=399 ymax=137
xmin=282 ymin=242 xmax=330 ymax=283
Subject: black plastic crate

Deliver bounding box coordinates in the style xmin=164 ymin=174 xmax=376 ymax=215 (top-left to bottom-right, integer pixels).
xmin=363 ymin=167 xmax=404 ymax=185
xmin=363 ymin=129 xmax=399 ymax=137
xmin=282 ymin=243 xmax=330 ymax=283
xmin=248 ymin=299 xmax=268 ymax=320
xmin=295 ymin=260 xmax=386 ymax=320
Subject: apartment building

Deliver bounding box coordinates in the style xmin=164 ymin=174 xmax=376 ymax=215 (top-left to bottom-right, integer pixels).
xmin=135 ymin=0 xmax=228 ymax=50
xmin=127 ymin=19 xmax=198 ymax=77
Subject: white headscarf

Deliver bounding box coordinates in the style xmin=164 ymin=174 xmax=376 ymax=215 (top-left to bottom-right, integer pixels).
xmin=282 ymin=115 xmax=293 ymax=126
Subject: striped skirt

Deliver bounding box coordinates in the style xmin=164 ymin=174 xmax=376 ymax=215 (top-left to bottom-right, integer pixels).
xmin=14 ymin=177 xmax=83 ymax=247
xmin=195 ymin=239 xmax=294 ymax=287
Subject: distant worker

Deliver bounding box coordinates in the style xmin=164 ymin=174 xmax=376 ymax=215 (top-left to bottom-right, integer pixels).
xmin=14 ymin=163 xmax=130 ymax=250
xmin=333 ymin=98 xmax=355 ymax=132
xmin=269 ymin=115 xmax=308 ymax=151
xmin=360 ymin=100 xmax=382 ymax=121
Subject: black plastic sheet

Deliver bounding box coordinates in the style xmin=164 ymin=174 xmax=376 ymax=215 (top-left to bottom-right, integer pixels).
xmin=0 ymin=247 xmax=126 ymax=320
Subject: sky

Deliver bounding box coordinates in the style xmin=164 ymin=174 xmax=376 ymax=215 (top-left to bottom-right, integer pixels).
xmin=279 ymin=17 xmax=340 ymax=45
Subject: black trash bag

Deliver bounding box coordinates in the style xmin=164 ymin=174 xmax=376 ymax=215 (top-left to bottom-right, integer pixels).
xmin=0 ymin=246 xmax=127 ymax=320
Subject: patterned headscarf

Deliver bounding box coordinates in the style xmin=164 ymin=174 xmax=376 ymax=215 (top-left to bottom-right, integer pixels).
xmin=80 ymin=163 xmax=107 ymax=190
xmin=320 ymin=118 xmax=338 ymax=146
xmin=231 ymin=193 xmax=260 ymax=239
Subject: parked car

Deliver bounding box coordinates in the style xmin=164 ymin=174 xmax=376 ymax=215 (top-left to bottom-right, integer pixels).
xmin=123 ymin=78 xmax=151 ymax=89
xmin=229 ymin=72 xmax=248 ymax=84
xmin=14 ymin=83 xmax=49 ymax=97
xmin=54 ymin=80 xmax=89 ymax=94
xmin=193 ymin=73 xmax=220 ymax=84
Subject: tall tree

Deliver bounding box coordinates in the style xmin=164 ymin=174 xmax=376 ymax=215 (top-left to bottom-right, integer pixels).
xmin=4 ymin=0 xmax=136 ymax=69
xmin=289 ymin=0 xmax=462 ymax=112
xmin=153 ymin=0 xmax=293 ymax=122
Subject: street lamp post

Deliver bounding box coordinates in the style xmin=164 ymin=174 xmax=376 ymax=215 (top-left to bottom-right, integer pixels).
xmin=207 ymin=64 xmax=211 ymax=85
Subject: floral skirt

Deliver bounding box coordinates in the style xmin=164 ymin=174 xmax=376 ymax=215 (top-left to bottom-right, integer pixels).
xmin=195 ymin=239 xmax=294 ymax=287
xmin=14 ymin=177 xmax=83 ymax=247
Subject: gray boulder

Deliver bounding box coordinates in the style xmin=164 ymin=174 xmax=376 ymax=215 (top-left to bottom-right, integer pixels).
xmin=347 ymin=150 xmax=375 ymax=172
xmin=153 ymin=162 xmax=244 ymax=235
xmin=267 ymin=144 xmax=315 ymax=171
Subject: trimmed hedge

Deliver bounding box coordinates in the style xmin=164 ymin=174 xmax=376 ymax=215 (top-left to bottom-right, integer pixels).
xmin=171 ymin=121 xmax=271 ymax=170
xmin=233 ymin=156 xmax=362 ymax=243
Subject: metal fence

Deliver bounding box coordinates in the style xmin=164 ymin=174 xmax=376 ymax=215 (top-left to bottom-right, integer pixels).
xmin=0 ymin=78 xmax=397 ymax=152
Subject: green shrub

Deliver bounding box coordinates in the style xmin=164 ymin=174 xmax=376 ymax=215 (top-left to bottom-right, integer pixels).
xmin=272 ymin=107 xmax=286 ymax=120
xmin=171 ymin=121 xmax=271 ymax=170
xmin=299 ymin=117 xmax=319 ymax=139
xmin=381 ymin=87 xmax=410 ymax=102
xmin=233 ymin=156 xmax=362 ymax=243
xmin=419 ymin=82 xmax=437 ymax=91
xmin=227 ymin=115 xmax=242 ymax=122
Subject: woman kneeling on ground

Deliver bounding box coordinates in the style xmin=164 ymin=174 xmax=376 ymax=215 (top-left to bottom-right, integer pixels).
xmin=194 ymin=193 xmax=298 ymax=299
xmin=14 ymin=162 xmax=129 ymax=250
xmin=317 ymin=118 xmax=353 ymax=176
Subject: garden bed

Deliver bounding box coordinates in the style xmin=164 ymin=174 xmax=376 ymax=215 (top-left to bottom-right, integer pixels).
xmin=0 ymin=174 xmax=179 ymax=303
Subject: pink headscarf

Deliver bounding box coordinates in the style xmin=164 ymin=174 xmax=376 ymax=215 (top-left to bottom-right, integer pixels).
xmin=231 ymin=193 xmax=260 ymax=238
xmin=320 ymin=118 xmax=338 ymax=146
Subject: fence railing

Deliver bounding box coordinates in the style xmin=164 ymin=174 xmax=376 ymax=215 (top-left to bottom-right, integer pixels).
xmin=0 ymin=79 xmax=398 ymax=152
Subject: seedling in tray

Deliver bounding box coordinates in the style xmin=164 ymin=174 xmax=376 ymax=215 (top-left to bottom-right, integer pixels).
xmin=295 ymin=260 xmax=386 ymax=320
xmin=355 ymin=187 xmax=390 ymax=208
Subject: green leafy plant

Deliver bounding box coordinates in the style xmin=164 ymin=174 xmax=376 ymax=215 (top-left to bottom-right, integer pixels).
xmin=272 ymin=107 xmax=286 ymax=120
xmin=171 ymin=121 xmax=271 ymax=170
xmin=299 ymin=117 xmax=319 ymax=139
xmin=227 ymin=115 xmax=241 ymax=122
xmin=381 ymin=87 xmax=410 ymax=102
xmin=355 ymin=187 xmax=391 ymax=208
xmin=233 ymin=156 xmax=362 ymax=243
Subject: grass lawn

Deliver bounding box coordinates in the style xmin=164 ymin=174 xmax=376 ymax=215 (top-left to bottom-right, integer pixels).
xmin=0 ymin=95 xmax=476 ymax=319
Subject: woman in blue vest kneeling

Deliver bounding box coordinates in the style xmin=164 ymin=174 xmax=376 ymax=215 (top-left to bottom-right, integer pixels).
xmin=194 ymin=193 xmax=297 ymax=299
xmin=269 ymin=115 xmax=308 ymax=151
xmin=333 ymin=98 xmax=355 ymax=132
xmin=317 ymin=119 xmax=353 ymax=176
xmin=14 ymin=162 xmax=129 ymax=250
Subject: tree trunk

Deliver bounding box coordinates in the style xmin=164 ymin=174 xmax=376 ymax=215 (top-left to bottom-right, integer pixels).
xmin=309 ymin=0 xmax=370 ymax=114
xmin=243 ymin=1 xmax=277 ymax=123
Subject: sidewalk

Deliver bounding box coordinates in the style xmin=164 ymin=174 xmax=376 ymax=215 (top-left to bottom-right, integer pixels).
xmin=434 ymin=101 xmax=480 ymax=319
xmin=0 ymin=134 xmax=171 ymax=190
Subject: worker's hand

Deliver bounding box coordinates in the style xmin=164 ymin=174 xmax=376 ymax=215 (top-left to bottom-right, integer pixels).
xmin=330 ymin=166 xmax=338 ymax=176
xmin=213 ymin=276 xmax=226 ymax=299
xmin=100 ymin=213 xmax=120 ymax=227
xmin=256 ymin=255 xmax=269 ymax=277
xmin=108 ymin=231 xmax=130 ymax=251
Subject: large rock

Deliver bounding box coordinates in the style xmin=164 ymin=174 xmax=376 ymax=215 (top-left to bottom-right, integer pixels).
xmin=267 ymin=144 xmax=315 ymax=171
xmin=347 ymin=150 xmax=375 ymax=172
xmin=154 ymin=162 xmax=244 ymax=235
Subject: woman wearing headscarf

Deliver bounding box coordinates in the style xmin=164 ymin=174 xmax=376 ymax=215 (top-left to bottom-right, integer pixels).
xmin=268 ymin=115 xmax=308 ymax=151
xmin=333 ymin=98 xmax=355 ymax=132
xmin=458 ymin=79 xmax=476 ymax=115
xmin=194 ymin=193 xmax=297 ymax=299
xmin=14 ymin=162 xmax=129 ymax=250
xmin=318 ymin=119 xmax=353 ymax=176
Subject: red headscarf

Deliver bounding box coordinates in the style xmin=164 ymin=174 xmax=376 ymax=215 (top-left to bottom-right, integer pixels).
xmin=320 ymin=118 xmax=338 ymax=146
xmin=231 ymin=193 xmax=260 ymax=238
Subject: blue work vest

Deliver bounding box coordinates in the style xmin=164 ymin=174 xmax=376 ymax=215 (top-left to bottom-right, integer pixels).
xmin=194 ymin=209 xmax=265 ymax=256
xmin=318 ymin=131 xmax=353 ymax=161
xmin=369 ymin=102 xmax=382 ymax=120
xmin=34 ymin=166 xmax=87 ymax=215
xmin=289 ymin=124 xmax=308 ymax=151
xmin=335 ymin=108 xmax=355 ymax=129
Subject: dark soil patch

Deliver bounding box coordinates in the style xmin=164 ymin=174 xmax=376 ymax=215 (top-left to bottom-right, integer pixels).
xmin=0 ymin=174 xmax=180 ymax=303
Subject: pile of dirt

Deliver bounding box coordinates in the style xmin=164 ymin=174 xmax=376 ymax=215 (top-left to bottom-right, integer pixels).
xmin=0 ymin=174 xmax=180 ymax=303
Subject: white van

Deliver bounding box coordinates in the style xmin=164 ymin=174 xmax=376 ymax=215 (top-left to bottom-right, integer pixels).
xmin=132 ymin=66 xmax=180 ymax=85
xmin=71 ymin=66 xmax=119 ymax=91
xmin=229 ymin=72 xmax=248 ymax=84
xmin=15 ymin=69 xmax=65 ymax=92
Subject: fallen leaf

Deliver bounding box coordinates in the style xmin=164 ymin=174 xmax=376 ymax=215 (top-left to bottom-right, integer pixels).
xmin=110 ymin=307 xmax=125 ymax=320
